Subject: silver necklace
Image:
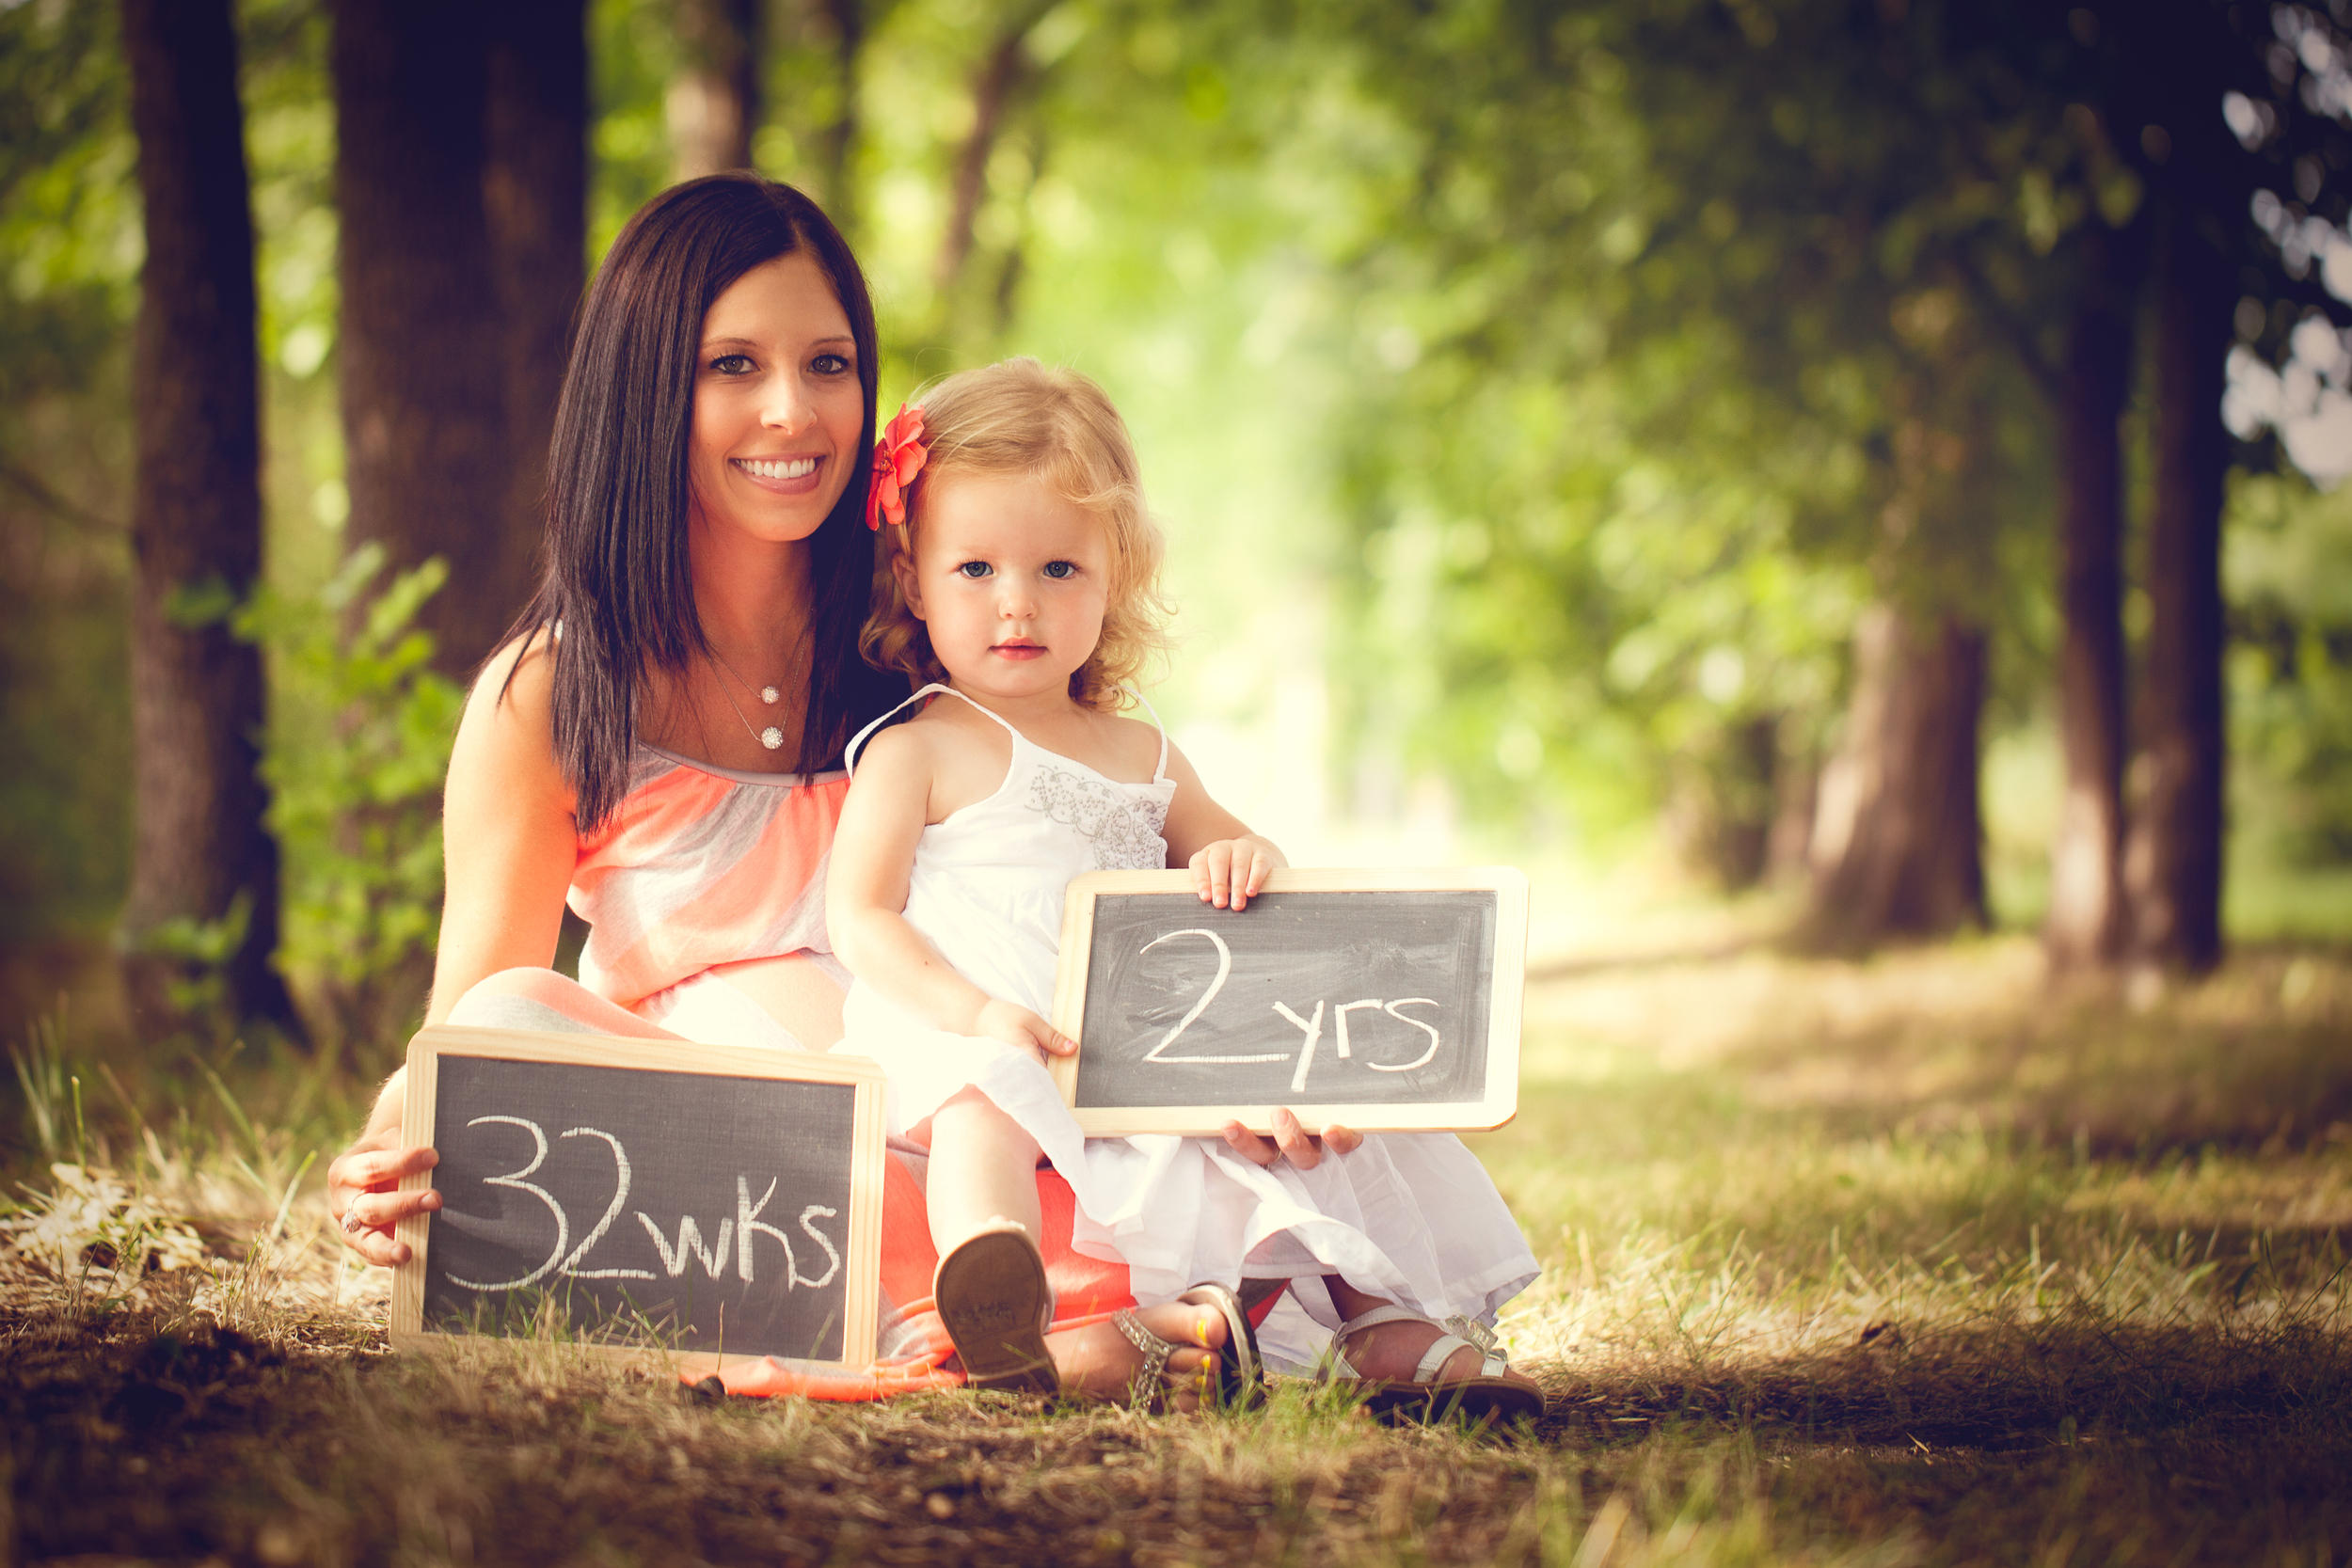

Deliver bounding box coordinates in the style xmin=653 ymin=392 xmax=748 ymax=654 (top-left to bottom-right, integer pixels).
xmin=708 ymin=644 xmax=782 ymax=706
xmin=707 ymin=648 xmax=785 ymax=751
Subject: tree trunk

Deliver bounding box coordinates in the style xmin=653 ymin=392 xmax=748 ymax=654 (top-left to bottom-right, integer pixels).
xmin=934 ymin=10 xmax=1045 ymax=294
xmin=1804 ymin=605 xmax=1988 ymax=948
xmin=332 ymin=0 xmax=518 ymax=677
xmin=118 ymin=0 xmax=303 ymax=1037
xmin=670 ymin=0 xmax=762 ymax=180
xmin=485 ymin=0 xmax=588 ymax=591
xmin=2122 ymin=191 xmax=2231 ymax=974
xmin=1764 ymin=740 xmax=1819 ymax=888
xmin=810 ymin=0 xmax=865 ymax=230
xmin=2044 ymin=220 xmax=2137 ymax=971
xmin=1668 ymin=714 xmax=1778 ymax=892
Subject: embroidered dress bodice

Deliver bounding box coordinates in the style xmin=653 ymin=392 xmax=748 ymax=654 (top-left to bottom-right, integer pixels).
xmin=567 ymin=743 xmax=848 ymax=1010
xmin=845 ymin=684 xmax=1176 ymax=1018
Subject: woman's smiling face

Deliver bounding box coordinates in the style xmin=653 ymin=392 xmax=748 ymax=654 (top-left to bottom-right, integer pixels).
xmin=687 ymin=249 xmax=865 ymax=546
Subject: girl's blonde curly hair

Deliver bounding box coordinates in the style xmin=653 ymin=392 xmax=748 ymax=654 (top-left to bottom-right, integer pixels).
xmin=860 ymin=357 xmax=1173 ymax=710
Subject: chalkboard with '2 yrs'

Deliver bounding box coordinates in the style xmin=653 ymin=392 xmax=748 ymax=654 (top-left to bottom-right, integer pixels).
xmin=391 ymin=1028 xmax=886 ymax=1371
xmin=1048 ymin=867 xmax=1527 ymax=1136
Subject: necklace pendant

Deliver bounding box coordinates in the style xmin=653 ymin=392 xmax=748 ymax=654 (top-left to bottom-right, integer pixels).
xmin=759 ymin=685 xmax=780 ymax=705
xmin=759 ymin=725 xmax=785 ymax=751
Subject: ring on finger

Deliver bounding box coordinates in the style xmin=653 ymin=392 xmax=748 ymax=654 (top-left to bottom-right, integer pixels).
xmin=342 ymin=1207 xmax=368 ymax=1234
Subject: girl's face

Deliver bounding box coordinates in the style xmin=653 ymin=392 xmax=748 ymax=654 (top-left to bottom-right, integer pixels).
xmin=687 ymin=250 xmax=865 ymax=548
xmin=895 ymin=469 xmax=1112 ymax=706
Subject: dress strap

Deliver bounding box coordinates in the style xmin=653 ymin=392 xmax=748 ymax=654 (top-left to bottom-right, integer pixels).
xmin=844 ymin=684 xmax=944 ymax=777
xmin=1121 ymin=686 xmax=1171 ymax=783
xmin=843 ymin=683 xmax=1026 ymax=777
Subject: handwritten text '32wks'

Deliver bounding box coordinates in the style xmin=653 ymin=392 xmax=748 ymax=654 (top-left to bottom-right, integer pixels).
xmin=444 ymin=1115 xmax=843 ymax=1295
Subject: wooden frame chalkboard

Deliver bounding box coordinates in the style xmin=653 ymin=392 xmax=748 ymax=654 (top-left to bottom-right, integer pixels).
xmin=1047 ymin=867 xmax=1527 ymax=1135
xmin=390 ymin=1026 xmax=886 ymax=1378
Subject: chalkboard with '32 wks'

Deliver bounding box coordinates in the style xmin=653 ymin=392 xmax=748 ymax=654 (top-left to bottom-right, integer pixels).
xmin=390 ymin=1027 xmax=886 ymax=1373
xmin=1047 ymin=867 xmax=1528 ymax=1136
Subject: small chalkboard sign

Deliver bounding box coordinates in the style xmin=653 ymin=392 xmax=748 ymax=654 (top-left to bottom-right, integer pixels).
xmin=1047 ymin=867 xmax=1527 ymax=1135
xmin=390 ymin=1026 xmax=886 ymax=1375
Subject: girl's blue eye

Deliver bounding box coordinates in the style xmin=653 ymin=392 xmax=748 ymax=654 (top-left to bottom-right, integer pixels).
xmin=813 ymin=352 xmax=852 ymax=375
xmin=1042 ymin=561 xmax=1077 ymax=579
xmin=956 ymin=561 xmax=993 ymax=578
xmin=710 ymin=353 xmax=754 ymax=374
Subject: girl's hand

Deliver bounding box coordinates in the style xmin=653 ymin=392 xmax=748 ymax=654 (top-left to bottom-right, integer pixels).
xmin=1219 ymin=1107 xmax=1363 ymax=1170
xmin=1189 ymin=834 xmax=1281 ymax=911
xmin=974 ymin=999 xmax=1078 ymax=1064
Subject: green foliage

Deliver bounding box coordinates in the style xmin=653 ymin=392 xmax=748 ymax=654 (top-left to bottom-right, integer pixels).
xmin=123 ymin=890 xmax=258 ymax=1027
xmin=233 ymin=545 xmax=462 ymax=1051
xmin=1290 ymin=0 xmax=2065 ymax=860
xmin=241 ymin=0 xmax=339 ymax=385
xmin=589 ymin=0 xmax=686 ymax=256
xmin=5 ymin=0 xmax=2348 ymax=984
xmin=0 ymin=0 xmax=136 ymax=942
xmin=2228 ymin=471 xmax=2352 ymax=865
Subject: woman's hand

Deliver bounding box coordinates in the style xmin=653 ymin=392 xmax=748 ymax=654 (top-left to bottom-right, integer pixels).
xmin=973 ymin=999 xmax=1077 ymax=1066
xmin=325 ymin=1068 xmax=442 ymax=1266
xmin=1219 ymin=1106 xmax=1363 ymax=1170
xmin=1188 ymin=833 xmax=1282 ymax=911
xmin=326 ymin=1131 xmax=440 ymax=1267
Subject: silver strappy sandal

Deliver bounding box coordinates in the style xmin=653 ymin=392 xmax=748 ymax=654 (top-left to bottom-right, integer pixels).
xmin=1318 ymin=1304 xmax=1546 ymax=1426
xmin=1110 ymin=1307 xmax=1177 ymax=1410
xmin=1104 ymin=1283 xmax=1266 ymax=1411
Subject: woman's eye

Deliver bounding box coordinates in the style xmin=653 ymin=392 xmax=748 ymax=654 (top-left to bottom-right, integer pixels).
xmin=956 ymin=561 xmax=993 ymax=579
xmin=709 ymin=353 xmax=754 ymax=375
xmin=1041 ymin=561 xmax=1077 ymax=579
xmin=812 ymin=352 xmax=852 ymax=375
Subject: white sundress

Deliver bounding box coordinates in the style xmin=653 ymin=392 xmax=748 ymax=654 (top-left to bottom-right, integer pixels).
xmin=838 ymin=684 xmax=1537 ymax=1368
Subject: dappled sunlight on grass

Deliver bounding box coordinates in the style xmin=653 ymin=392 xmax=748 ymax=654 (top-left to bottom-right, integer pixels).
xmin=6 ymin=935 xmax=2349 ymax=1563
xmin=1483 ymin=939 xmax=2352 ymax=1404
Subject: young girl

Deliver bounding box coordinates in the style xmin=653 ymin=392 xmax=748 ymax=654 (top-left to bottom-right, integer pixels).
xmin=827 ymin=358 xmax=1542 ymax=1418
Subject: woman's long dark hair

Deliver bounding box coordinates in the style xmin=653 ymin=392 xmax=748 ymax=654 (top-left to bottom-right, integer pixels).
xmin=511 ymin=174 xmax=902 ymax=832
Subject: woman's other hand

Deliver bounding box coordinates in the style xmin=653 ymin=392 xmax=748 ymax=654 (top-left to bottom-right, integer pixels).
xmin=974 ymin=999 xmax=1078 ymax=1065
xmin=1219 ymin=1106 xmax=1363 ymax=1170
xmin=1188 ymin=834 xmax=1282 ymax=911
xmin=326 ymin=1068 xmax=442 ymax=1266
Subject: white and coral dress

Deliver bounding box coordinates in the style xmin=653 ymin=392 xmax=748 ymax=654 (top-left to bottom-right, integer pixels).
xmin=838 ymin=685 xmax=1538 ymax=1370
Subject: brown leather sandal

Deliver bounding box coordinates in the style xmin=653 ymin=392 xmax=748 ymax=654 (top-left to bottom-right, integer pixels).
xmin=1320 ymin=1305 xmax=1545 ymax=1427
xmin=934 ymin=1224 xmax=1057 ymax=1395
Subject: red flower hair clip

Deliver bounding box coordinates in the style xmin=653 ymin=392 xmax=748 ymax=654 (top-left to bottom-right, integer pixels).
xmin=866 ymin=403 xmax=928 ymax=530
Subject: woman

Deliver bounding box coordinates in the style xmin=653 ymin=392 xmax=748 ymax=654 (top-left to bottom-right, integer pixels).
xmin=324 ymin=175 xmax=1380 ymax=1402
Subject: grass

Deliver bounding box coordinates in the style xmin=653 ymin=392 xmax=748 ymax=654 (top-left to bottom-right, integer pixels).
xmin=4 ymin=934 xmax=2349 ymax=1565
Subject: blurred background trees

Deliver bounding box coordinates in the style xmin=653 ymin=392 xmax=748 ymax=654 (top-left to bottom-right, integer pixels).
xmin=2 ymin=0 xmax=2347 ymax=1060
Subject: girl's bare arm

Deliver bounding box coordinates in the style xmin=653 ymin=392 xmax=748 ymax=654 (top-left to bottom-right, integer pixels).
xmin=827 ymin=723 xmax=1073 ymax=1057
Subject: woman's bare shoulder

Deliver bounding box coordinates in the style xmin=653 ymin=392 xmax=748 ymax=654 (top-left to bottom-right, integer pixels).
xmin=451 ymin=626 xmax=566 ymax=799
xmin=469 ymin=626 xmax=557 ymax=717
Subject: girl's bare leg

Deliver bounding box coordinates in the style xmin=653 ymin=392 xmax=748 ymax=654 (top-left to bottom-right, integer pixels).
xmin=919 ymin=1086 xmax=1046 ymax=1255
